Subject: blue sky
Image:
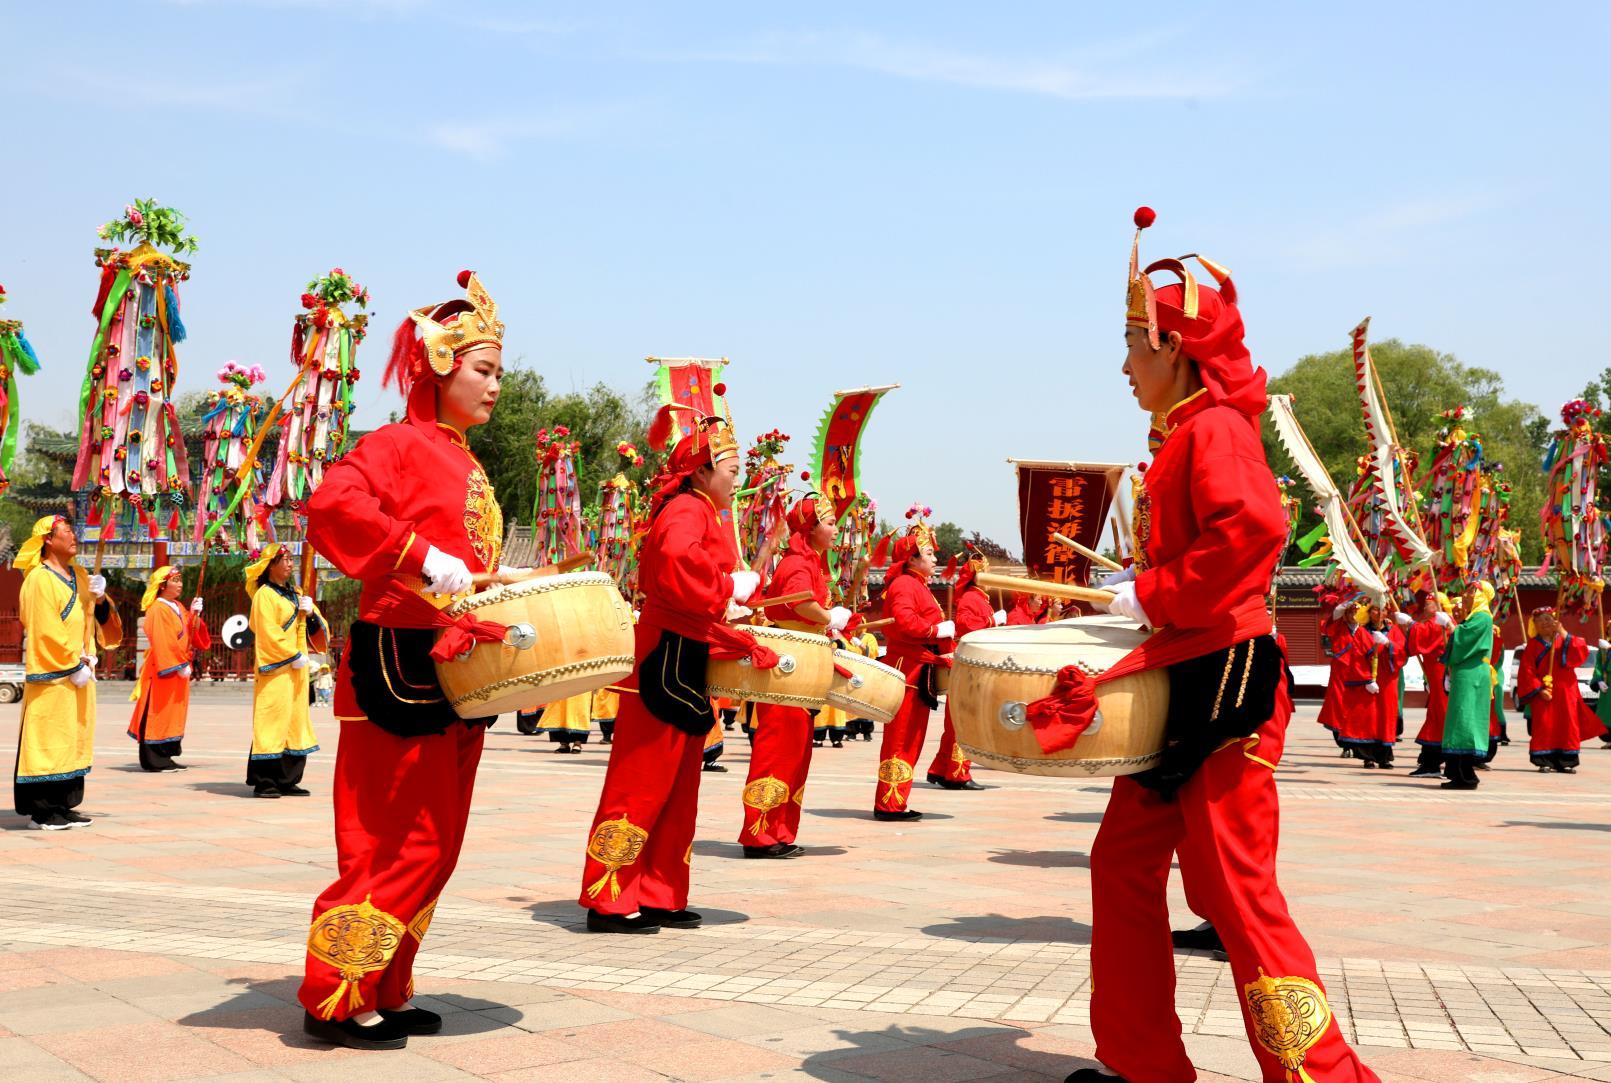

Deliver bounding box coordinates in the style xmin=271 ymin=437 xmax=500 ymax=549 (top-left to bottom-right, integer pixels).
xmin=4 ymin=2 xmax=1607 ymax=547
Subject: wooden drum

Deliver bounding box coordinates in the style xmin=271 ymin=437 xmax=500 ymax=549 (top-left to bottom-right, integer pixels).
xmin=436 ymin=571 xmax=636 ymax=718
xmin=949 ymin=616 xmax=1168 ymax=777
xmin=707 ymin=626 xmax=834 ymax=709
xmin=826 ymin=649 xmax=907 ymax=724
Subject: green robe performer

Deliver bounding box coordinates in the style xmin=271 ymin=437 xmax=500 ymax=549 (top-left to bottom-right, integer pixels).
xmin=1590 ymin=647 xmax=1611 ymax=747
xmin=1441 ymin=581 xmax=1496 ymax=790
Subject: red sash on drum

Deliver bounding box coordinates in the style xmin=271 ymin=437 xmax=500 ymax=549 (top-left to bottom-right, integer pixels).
xmin=1026 ymin=616 xmax=1270 ymax=754
xmin=380 ymin=592 xmax=511 ymax=663
xmin=705 ymin=623 xmax=782 ymax=670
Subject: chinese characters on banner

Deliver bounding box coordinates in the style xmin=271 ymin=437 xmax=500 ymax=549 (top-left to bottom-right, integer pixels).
xmin=1012 ymin=460 xmax=1126 ymax=586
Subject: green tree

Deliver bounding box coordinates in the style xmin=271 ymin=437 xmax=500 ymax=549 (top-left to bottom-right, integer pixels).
xmin=1262 ymin=339 xmax=1548 ymax=562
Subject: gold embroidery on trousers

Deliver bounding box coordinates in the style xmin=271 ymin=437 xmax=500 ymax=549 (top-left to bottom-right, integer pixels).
xmin=408 ymin=897 xmax=438 ymax=943
xmin=1243 ymin=968 xmax=1332 ymax=1083
xmin=306 ymin=895 xmax=406 ymax=1020
xmin=950 ymin=743 xmax=970 ymax=777
xmin=742 ymin=776 xmax=790 ymax=836
xmin=404 ymin=976 xmax=415 ymax=1001
xmin=791 ymin=783 xmax=806 ymax=806
xmin=878 ymin=758 xmax=914 ymax=805
xmin=585 ymin=817 xmax=649 ymax=901
xmin=683 ymin=842 xmax=692 ymax=866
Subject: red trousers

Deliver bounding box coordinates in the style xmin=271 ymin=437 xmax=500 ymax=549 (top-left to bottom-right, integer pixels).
xmin=579 ymin=690 xmax=705 ymax=915
xmin=739 ymin=703 xmax=813 ymax=845
xmin=926 ymin=701 xmax=973 ymax=782
xmin=1090 ymin=708 xmax=1379 ymax=1083
xmin=298 ymin=719 xmax=485 ymax=1021
xmin=874 ymin=681 xmax=931 ymax=812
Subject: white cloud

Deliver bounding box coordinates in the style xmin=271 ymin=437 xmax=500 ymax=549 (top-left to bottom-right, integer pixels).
xmin=423 ymin=103 xmax=634 ymax=160
xmin=1283 ymin=191 xmax=1508 ymax=271
xmin=648 ymin=29 xmax=1236 ymax=101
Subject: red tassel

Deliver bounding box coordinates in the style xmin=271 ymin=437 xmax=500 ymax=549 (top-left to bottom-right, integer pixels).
xmin=167 ymin=510 xmax=180 ymax=535
xmin=870 ymin=531 xmax=893 ymax=567
xmin=290 ymin=319 xmax=307 ymax=372
xmin=383 ymin=316 xmax=421 ymax=392
xmin=942 ymin=554 xmax=958 ymax=581
xmin=647 ymin=403 xmax=677 ymax=451
xmin=86 ymin=500 xmax=103 ymax=528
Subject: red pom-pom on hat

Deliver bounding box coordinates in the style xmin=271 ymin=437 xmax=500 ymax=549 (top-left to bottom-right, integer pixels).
xmin=456 ymin=269 xmax=473 ymax=288
xmin=800 ymin=470 xmax=810 ymax=480
xmin=713 ymin=382 xmax=727 ymax=397
xmin=1134 ymin=206 xmax=1156 ymax=229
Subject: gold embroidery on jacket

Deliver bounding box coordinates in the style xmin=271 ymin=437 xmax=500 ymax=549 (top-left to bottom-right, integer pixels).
xmin=464 ymin=463 xmax=503 ymax=571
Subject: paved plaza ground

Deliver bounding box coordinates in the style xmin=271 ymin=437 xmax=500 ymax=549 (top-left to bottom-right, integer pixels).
xmin=3 ymin=684 xmax=1611 ymax=1082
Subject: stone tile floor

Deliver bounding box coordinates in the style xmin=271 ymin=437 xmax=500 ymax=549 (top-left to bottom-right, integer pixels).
xmin=3 ymin=685 xmax=1611 ymax=1081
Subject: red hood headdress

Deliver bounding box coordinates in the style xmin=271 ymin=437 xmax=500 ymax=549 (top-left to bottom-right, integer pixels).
xmin=645 ymin=384 xmax=741 ymax=514
xmin=1126 ymin=207 xmax=1267 ymax=419
xmin=952 ymin=545 xmax=988 ymax=591
xmin=383 ymin=270 xmax=505 ymax=425
xmin=886 ymin=504 xmax=937 ymax=578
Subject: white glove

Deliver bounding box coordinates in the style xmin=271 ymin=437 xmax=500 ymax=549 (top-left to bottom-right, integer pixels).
xmin=724 ymin=601 xmax=753 ymax=621
xmin=1332 ymin=602 xmax=1351 ymax=621
xmin=1599 ymin=639 xmax=1611 ymax=651
xmin=291 ymin=654 xmax=308 ymax=670
xmin=297 ymin=595 xmax=314 ymax=615
xmin=1366 ymin=681 xmax=1380 ymax=695
xmin=1394 ymin=611 xmax=1413 ymax=626
xmin=1435 ymin=611 xmax=1453 ymax=628
xmin=190 ymin=597 xmax=204 ymax=614
xmin=69 ymin=657 xmax=93 ymax=686
xmin=827 ymin=606 xmax=852 ymax=633
xmin=1102 ymin=581 xmax=1152 ymax=627
xmin=730 ymin=570 xmax=760 ymax=603
xmin=179 ymin=664 xmax=192 ymax=679
xmin=1444 ymin=675 xmax=1451 ymax=693
xmin=89 ymin=574 xmax=107 ymax=598
xmin=934 ymin=619 xmax=956 ymax=640
xmin=422 ymin=545 xmax=472 ymax=595
xmin=1102 ymin=566 xmax=1136 ymax=588
xmin=1371 ymin=631 xmax=1389 ymax=646
xmin=993 ymin=609 xmax=1008 ymax=626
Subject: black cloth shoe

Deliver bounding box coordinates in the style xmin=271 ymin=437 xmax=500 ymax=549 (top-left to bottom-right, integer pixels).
xmin=280 ymin=785 xmax=311 ymax=796
xmin=873 ymin=809 xmax=922 ymax=822
xmin=28 ymin=812 xmax=72 ymax=831
xmin=585 ymin=910 xmax=661 ymax=934
xmin=938 ymin=778 xmax=984 ymax=791
xmin=743 ymin=843 xmax=805 ymax=859
xmin=926 ymin=772 xmax=945 ymax=785
xmin=641 ymin=906 xmax=703 ymax=929
xmin=162 ymin=762 xmax=189 ymax=771
xmin=303 ymin=1010 xmax=409 ymax=1050
xmin=1408 ymin=767 xmax=1441 ymax=779
xmin=1440 ymin=779 xmax=1479 ymax=790
xmin=253 ymin=784 xmax=281 ymax=798
xmin=702 ymin=763 xmax=728 ymax=772
xmin=60 ymin=810 xmax=93 ymax=828
xmin=1065 ymin=1068 xmax=1127 ymax=1082
xmin=1170 ymin=920 xmax=1223 ymax=952
xmin=379 ymin=1006 xmax=443 ymax=1035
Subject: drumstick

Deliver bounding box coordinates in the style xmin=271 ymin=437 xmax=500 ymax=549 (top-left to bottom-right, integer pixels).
xmin=857 ymin=617 xmax=894 ymax=631
xmin=469 ymin=552 xmax=595 ymax=589
xmin=1052 ymin=532 xmax=1123 ymax=572
xmin=745 ymin=589 xmax=815 ymax=610
xmin=974 ymin=570 xmax=1114 ymax=607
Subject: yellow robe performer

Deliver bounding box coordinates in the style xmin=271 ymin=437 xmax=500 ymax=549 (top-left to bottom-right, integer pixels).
xmin=13 ymin=515 xmax=122 ymax=829
xmin=127 ymin=566 xmax=210 ymax=772
xmin=245 ymin=543 xmax=328 ymax=797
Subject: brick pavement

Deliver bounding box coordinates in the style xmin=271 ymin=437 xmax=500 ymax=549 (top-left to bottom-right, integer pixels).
xmin=3 ymin=684 xmax=1611 ymax=1081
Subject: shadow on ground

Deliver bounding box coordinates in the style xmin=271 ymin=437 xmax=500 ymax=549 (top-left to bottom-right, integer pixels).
xmin=920 ymin=913 xmax=1091 ymax=945
xmin=798 ymin=1021 xmax=1097 ymax=1080
xmin=178 ymin=976 xmax=518 ymax=1047
xmin=523 ymin=898 xmax=750 ymax=930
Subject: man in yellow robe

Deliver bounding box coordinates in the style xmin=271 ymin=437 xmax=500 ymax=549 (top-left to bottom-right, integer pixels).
xmin=13 ymin=516 xmax=122 ymax=829
xmin=246 ymin=543 xmax=327 ymax=797
xmin=127 ymin=565 xmax=209 ymax=772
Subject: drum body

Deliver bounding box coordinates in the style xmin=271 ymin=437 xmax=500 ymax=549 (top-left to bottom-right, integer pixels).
xmin=436 ymin=571 xmax=635 ymax=718
xmin=949 ymin=616 xmax=1168 ymax=777
xmin=707 ymin=626 xmax=834 ymax=709
xmin=826 ymin=649 xmax=907 ymax=724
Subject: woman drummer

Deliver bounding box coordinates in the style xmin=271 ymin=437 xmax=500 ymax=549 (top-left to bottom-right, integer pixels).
xmin=296 ymin=271 xmax=525 ymax=1050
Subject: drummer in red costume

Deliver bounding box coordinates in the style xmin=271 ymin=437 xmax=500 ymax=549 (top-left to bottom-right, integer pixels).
xmin=579 ymin=399 xmax=767 ymax=932
xmin=872 ymin=512 xmax=954 ymax=820
xmin=1066 ymin=209 xmax=1379 ymax=1083
xmin=297 ymin=271 xmax=524 ymax=1051
xmin=738 ymin=488 xmax=852 ymax=857
xmin=925 ymin=548 xmax=1001 ymax=790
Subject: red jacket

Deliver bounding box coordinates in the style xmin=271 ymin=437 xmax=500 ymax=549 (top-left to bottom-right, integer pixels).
xmin=1133 ymin=392 xmax=1285 ymax=655
xmin=764 ymin=536 xmax=828 ymax=630
xmin=955 ymin=585 xmax=996 ymax=639
xmin=881 ymin=571 xmax=949 ymax=676
xmin=636 ymin=491 xmax=738 ymax=645
xmin=307 ymin=411 xmax=502 ymax=628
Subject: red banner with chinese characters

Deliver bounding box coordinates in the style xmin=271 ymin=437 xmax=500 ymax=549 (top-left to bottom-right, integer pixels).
xmin=1013 ymin=461 xmax=1126 ymax=586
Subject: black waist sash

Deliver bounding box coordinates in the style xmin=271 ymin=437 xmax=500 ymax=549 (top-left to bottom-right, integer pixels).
xmin=346 ymin=620 xmax=494 ymax=738
xmin=638 ymin=630 xmax=716 ymax=737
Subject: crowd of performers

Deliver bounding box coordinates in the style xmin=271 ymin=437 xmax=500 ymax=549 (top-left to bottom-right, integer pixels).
xmin=23 ymin=206 xmax=1604 ymax=1080
xmin=1316 ymin=584 xmax=1610 ymax=787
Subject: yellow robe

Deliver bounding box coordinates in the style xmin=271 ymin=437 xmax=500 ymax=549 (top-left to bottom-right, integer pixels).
xmin=538 ymin=693 xmax=592 ymax=735
xmin=17 ymin=564 xmax=122 ymax=784
xmin=249 ymin=583 xmax=326 ymax=761
xmin=591 ymin=685 xmax=621 ymax=722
